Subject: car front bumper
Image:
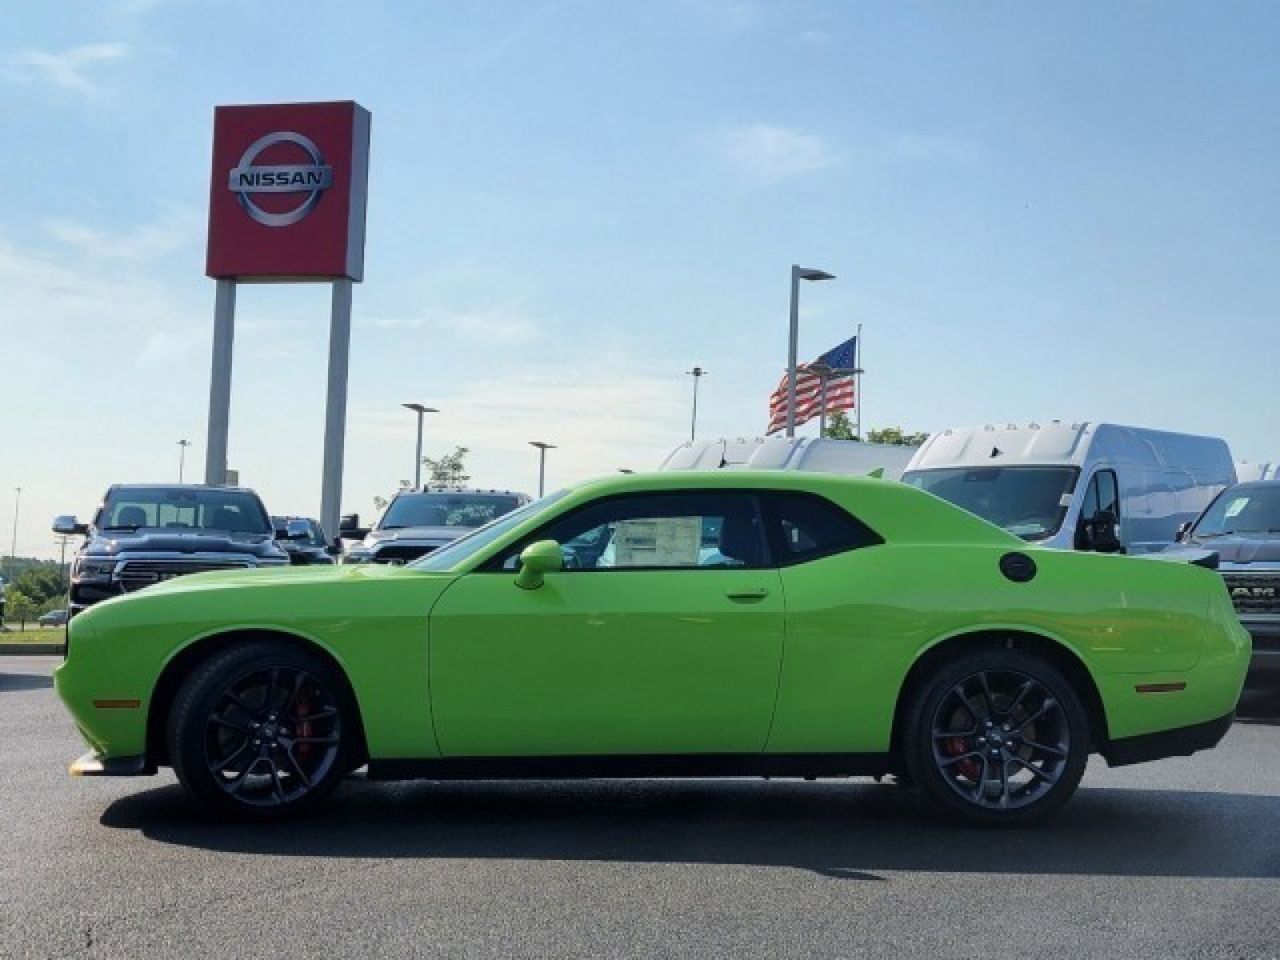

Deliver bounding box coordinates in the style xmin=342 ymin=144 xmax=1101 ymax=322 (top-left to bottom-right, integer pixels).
xmin=1240 ymin=617 xmax=1280 ymax=684
xmin=69 ymin=751 xmax=155 ymax=777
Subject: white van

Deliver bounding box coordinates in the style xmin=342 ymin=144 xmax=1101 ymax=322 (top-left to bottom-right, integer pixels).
xmin=660 ymin=436 xmax=917 ymax=480
xmin=901 ymin=421 xmax=1235 ymax=554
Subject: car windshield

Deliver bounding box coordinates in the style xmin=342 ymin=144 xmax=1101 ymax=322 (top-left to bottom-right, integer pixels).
xmin=408 ymin=491 xmax=569 ymax=572
xmin=380 ymin=492 xmax=522 ymax=530
xmin=903 ymin=466 xmax=1079 ymax=541
xmin=1192 ymin=485 xmax=1280 ymax=537
xmin=99 ymin=488 xmax=271 ymax=534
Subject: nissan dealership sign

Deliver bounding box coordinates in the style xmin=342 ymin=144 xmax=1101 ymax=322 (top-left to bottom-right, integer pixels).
xmin=206 ymin=101 xmax=370 ymax=280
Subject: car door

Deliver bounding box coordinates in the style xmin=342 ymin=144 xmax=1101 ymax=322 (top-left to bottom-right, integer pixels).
xmin=428 ymin=490 xmax=784 ymax=757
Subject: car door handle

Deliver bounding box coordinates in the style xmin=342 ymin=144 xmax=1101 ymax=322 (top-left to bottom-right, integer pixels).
xmin=724 ymin=587 xmax=770 ymax=601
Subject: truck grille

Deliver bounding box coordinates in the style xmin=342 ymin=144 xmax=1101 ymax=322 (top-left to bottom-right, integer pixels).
xmin=372 ymin=544 xmax=436 ymax=564
xmin=116 ymin=559 xmax=253 ymax=592
xmin=1221 ymin=572 xmax=1280 ymax=616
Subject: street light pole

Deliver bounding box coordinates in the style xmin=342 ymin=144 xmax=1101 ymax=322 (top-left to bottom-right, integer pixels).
xmin=402 ymin=404 xmax=439 ymax=489
xmin=529 ymin=441 xmax=556 ymax=498
xmin=177 ymin=439 xmax=191 ymax=483
xmin=786 ymin=264 xmax=835 ymax=438
xmin=686 ymin=366 xmax=707 ymax=443
xmin=9 ymin=487 xmax=20 ymax=575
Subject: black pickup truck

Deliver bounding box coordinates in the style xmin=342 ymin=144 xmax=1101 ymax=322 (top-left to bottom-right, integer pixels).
xmin=54 ymin=484 xmax=291 ymax=617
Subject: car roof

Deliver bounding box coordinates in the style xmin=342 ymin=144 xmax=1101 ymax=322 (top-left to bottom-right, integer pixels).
xmin=108 ymin=484 xmax=260 ymax=494
xmin=547 ymin=471 xmax=1023 ymax=548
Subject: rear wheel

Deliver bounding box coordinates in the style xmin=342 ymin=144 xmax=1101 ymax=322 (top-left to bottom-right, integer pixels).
xmin=167 ymin=641 xmax=354 ymax=818
xmin=903 ymin=647 xmax=1090 ymax=826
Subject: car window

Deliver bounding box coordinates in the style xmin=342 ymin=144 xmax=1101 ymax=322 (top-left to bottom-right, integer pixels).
xmin=762 ymin=492 xmax=882 ymax=565
xmin=493 ymin=492 xmax=767 ymax=571
xmin=99 ymin=489 xmax=270 ymax=534
xmin=1096 ymin=470 xmax=1120 ymax=518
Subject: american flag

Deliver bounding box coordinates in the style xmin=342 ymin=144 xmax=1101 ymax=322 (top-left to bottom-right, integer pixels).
xmin=766 ymin=336 xmax=857 ymax=435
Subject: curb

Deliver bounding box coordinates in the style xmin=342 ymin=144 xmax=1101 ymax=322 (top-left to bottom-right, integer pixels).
xmin=0 ymin=643 xmax=65 ymax=655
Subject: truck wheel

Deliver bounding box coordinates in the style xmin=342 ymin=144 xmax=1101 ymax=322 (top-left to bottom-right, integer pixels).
xmin=167 ymin=641 xmax=354 ymax=819
xmin=902 ymin=647 xmax=1090 ymax=826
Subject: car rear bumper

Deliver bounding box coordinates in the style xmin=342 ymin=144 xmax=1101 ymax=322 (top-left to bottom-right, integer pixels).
xmin=1101 ymin=711 xmax=1234 ymax=767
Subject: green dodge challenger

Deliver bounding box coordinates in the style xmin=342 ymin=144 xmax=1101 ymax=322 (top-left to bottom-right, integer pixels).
xmin=56 ymin=471 xmax=1250 ymax=824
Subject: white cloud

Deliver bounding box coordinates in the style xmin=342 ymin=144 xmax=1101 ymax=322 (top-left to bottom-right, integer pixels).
xmin=349 ymin=365 xmax=688 ymax=492
xmin=4 ymin=42 xmax=129 ymax=97
xmin=368 ymin=306 xmax=540 ymax=345
xmin=720 ymin=123 xmax=840 ymax=185
xmin=41 ymin=203 xmax=202 ymax=262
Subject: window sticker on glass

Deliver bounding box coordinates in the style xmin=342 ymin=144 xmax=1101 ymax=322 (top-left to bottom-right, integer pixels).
xmin=613 ymin=517 xmax=702 ymax=567
xmin=1224 ymin=498 xmax=1248 ymax=518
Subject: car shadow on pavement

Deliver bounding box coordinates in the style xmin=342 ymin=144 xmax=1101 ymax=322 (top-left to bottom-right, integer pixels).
xmin=100 ymin=778 xmax=1280 ymax=880
xmin=0 ymin=672 xmax=54 ymax=693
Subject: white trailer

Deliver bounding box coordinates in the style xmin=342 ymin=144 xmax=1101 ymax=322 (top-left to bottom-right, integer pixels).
xmin=659 ymin=436 xmax=917 ymax=480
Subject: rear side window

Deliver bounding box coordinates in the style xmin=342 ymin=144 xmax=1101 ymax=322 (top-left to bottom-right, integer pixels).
xmin=761 ymin=493 xmax=882 ymax=565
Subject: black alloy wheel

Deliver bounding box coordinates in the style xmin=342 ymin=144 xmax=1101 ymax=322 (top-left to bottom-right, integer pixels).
xmin=904 ymin=647 xmax=1090 ymax=826
xmin=168 ymin=642 xmax=354 ymax=818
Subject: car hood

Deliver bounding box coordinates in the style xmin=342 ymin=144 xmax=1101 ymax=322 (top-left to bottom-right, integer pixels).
xmin=141 ymin=561 xmax=438 ymax=593
xmin=1185 ymin=533 xmax=1280 ymax=565
xmin=84 ymin=529 xmax=285 ymax=559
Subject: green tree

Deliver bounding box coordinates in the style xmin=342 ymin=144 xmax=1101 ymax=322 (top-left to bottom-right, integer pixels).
xmin=422 ymin=447 xmax=470 ymax=487
xmin=821 ymin=411 xmax=859 ymax=441
xmin=13 ymin=563 xmax=66 ymax=607
xmin=867 ymin=425 xmax=930 ymax=447
xmin=7 ymin=588 xmax=36 ymax=630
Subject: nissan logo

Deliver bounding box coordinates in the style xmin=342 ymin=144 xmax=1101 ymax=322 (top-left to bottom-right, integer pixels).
xmin=228 ymin=131 xmax=333 ymax=227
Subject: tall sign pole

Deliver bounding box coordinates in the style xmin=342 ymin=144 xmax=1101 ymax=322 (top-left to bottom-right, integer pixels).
xmin=204 ymin=279 xmax=235 ymax=484
xmin=319 ymin=279 xmax=353 ymax=539
xmin=204 ymin=101 xmax=371 ymax=540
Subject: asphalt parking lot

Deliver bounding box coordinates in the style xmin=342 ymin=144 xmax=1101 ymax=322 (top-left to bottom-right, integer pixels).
xmin=2 ymin=655 xmax=1278 ymax=960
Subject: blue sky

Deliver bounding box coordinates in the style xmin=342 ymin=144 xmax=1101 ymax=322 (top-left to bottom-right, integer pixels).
xmin=3 ymin=0 xmax=1279 ymax=559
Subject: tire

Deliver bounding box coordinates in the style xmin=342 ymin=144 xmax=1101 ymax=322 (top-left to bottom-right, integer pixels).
xmin=166 ymin=640 xmax=355 ymax=819
xmin=902 ymin=646 xmax=1090 ymax=827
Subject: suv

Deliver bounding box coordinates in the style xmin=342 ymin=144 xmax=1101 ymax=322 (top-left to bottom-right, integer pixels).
xmin=1170 ymin=480 xmax=1280 ymax=684
xmin=55 ymin=484 xmax=290 ymax=617
xmin=341 ymin=487 xmax=530 ymax=564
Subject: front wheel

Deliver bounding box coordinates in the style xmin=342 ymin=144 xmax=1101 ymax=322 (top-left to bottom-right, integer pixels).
xmin=167 ymin=641 xmax=354 ymax=818
xmin=902 ymin=648 xmax=1090 ymax=826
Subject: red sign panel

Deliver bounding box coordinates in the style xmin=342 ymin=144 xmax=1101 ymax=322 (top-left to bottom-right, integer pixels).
xmin=206 ymin=101 xmax=370 ymax=281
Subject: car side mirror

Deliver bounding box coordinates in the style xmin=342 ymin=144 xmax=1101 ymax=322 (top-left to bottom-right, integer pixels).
xmin=339 ymin=513 xmax=369 ymax=540
xmin=53 ymin=515 xmax=88 ymax=537
xmin=515 ymin=539 xmax=564 ymax=590
xmin=1085 ymin=510 xmax=1122 ymax=553
xmin=1174 ymin=521 xmax=1194 ymax=542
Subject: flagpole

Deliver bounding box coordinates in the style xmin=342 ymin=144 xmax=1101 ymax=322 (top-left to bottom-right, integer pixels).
xmin=810 ymin=361 xmax=832 ymax=437
xmin=854 ymin=322 xmax=863 ymax=441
